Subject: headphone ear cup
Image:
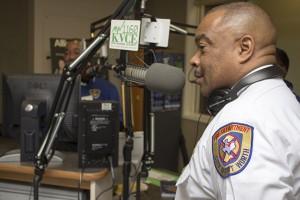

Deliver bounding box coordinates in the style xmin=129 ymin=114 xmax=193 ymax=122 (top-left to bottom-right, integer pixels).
xmin=207 ymin=88 xmax=231 ymax=116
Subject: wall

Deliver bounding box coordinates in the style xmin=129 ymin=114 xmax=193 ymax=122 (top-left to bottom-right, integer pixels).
xmin=33 ymin=0 xmax=187 ymax=73
xmin=33 ymin=0 xmax=121 ymax=73
xmin=252 ymin=0 xmax=300 ymax=94
xmin=0 ymin=0 xmax=33 ymax=124
xmin=146 ymin=0 xmax=187 ymax=53
xmin=0 ymin=1 xmax=32 ymax=74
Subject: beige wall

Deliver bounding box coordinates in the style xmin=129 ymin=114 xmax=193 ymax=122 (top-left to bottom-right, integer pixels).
xmin=0 ymin=0 xmax=33 ymax=124
xmin=32 ymin=0 xmax=187 ymax=73
xmin=252 ymin=0 xmax=300 ymax=94
xmin=0 ymin=1 xmax=32 ymax=74
xmin=146 ymin=0 xmax=187 ymax=53
xmin=179 ymin=118 xmax=208 ymax=167
xmin=33 ymin=0 xmax=121 ymax=73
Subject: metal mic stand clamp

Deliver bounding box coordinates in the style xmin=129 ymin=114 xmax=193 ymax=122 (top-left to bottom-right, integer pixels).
xmin=122 ymin=125 xmax=134 ymax=199
xmin=33 ymin=70 xmax=76 ymax=200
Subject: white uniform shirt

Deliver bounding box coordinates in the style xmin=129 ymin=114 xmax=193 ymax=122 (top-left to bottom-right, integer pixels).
xmin=176 ymin=76 xmax=300 ymax=200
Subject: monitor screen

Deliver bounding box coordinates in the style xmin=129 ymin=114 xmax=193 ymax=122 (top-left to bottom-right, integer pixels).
xmin=2 ymin=73 xmax=80 ymax=152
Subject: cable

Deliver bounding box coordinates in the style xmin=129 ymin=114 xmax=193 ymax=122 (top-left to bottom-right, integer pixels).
xmin=128 ymin=157 xmax=145 ymax=198
xmin=96 ymin=156 xmax=115 ymax=200
xmin=96 ymin=185 xmax=114 ymax=200
xmin=130 ymin=162 xmax=138 ymax=178
xmin=133 ymin=54 xmax=150 ymax=68
xmin=28 ymin=182 xmax=33 ymax=200
xmin=129 ymin=160 xmax=142 ymax=194
xmin=78 ymin=167 xmax=85 ymax=200
xmin=149 ymin=49 xmax=157 ymax=63
xmin=107 ymin=156 xmax=115 ymax=181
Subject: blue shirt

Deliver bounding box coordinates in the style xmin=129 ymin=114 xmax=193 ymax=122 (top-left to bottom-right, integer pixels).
xmin=81 ymin=77 xmax=123 ymax=125
xmin=81 ymin=77 xmax=120 ymax=102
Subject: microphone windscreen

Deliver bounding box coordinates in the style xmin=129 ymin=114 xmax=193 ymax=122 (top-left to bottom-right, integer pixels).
xmin=145 ymin=63 xmax=185 ymax=94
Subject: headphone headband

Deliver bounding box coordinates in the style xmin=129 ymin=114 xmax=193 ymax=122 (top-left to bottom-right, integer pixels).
xmin=208 ymin=65 xmax=283 ymax=116
xmin=231 ymin=66 xmax=283 ymax=97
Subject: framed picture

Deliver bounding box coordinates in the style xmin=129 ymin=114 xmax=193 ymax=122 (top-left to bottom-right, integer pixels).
xmin=50 ymin=38 xmax=81 ymax=74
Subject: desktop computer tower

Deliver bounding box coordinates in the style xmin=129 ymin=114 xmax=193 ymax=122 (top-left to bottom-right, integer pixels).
xmin=20 ymin=100 xmax=47 ymax=162
xmin=78 ymin=100 xmax=119 ymax=168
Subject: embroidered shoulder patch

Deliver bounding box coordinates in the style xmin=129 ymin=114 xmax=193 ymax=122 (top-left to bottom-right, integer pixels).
xmin=212 ymin=122 xmax=253 ymax=178
xmin=89 ymin=88 xmax=101 ymax=99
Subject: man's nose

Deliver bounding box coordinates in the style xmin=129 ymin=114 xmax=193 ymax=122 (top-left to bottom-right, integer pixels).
xmin=190 ymin=51 xmax=200 ymax=68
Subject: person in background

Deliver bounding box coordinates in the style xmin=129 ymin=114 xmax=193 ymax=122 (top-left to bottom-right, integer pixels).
xmin=276 ymin=47 xmax=300 ymax=102
xmin=64 ymin=39 xmax=122 ymax=125
xmin=64 ymin=39 xmax=119 ymax=101
xmin=175 ymin=2 xmax=300 ymax=200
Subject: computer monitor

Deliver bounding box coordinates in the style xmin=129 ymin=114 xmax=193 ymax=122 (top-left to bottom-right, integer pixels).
xmin=2 ymin=73 xmax=80 ymax=161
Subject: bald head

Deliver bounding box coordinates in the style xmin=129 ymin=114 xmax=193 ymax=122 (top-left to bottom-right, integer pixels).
xmin=208 ymin=2 xmax=277 ymax=54
xmin=190 ymin=2 xmax=278 ymax=96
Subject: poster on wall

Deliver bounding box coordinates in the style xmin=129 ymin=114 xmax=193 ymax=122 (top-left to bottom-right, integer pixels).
xmin=49 ymin=38 xmax=108 ymax=79
xmin=49 ymin=38 xmax=81 ymax=74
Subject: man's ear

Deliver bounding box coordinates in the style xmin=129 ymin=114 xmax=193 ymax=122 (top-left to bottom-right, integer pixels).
xmin=237 ymin=35 xmax=255 ymax=63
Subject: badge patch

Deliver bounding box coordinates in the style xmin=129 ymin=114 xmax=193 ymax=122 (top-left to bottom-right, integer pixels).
xmin=212 ymin=122 xmax=253 ymax=178
xmin=89 ymin=89 xmax=101 ymax=99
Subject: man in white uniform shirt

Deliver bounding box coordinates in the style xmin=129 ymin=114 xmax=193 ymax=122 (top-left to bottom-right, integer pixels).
xmin=176 ymin=2 xmax=300 ymax=200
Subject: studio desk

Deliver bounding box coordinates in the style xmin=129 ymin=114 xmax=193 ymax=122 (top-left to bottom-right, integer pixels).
xmin=0 ymin=136 xmax=112 ymax=200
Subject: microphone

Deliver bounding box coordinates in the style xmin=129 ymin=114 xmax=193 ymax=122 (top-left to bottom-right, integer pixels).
xmin=122 ymin=63 xmax=185 ymax=94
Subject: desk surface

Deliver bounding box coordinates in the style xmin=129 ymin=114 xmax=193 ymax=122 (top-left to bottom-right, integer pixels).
xmin=0 ymin=137 xmax=108 ymax=190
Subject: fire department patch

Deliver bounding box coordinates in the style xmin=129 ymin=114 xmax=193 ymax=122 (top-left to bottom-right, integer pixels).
xmin=89 ymin=88 xmax=101 ymax=99
xmin=212 ymin=122 xmax=253 ymax=178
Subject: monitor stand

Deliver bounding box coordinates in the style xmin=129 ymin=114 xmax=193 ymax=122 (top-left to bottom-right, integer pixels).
xmin=0 ymin=149 xmax=64 ymax=166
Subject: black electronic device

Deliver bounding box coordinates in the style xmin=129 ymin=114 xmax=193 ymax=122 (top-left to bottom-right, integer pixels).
xmin=2 ymin=74 xmax=80 ymax=161
xmin=78 ymin=100 xmax=119 ymax=168
xmin=207 ymin=66 xmax=283 ymax=116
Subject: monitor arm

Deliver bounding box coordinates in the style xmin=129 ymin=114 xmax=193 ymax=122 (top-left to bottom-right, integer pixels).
xmin=32 ymin=1 xmax=136 ymax=200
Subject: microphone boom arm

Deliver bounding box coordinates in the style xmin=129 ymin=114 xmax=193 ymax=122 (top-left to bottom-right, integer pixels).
xmin=32 ymin=1 xmax=136 ymax=200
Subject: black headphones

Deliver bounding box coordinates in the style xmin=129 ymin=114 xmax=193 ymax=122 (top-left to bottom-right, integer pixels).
xmin=207 ymin=65 xmax=283 ymax=116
